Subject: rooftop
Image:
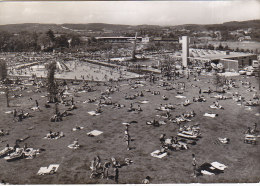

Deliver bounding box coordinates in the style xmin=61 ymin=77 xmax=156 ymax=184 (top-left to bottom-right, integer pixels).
xmin=189 ymin=49 xmax=256 ymax=61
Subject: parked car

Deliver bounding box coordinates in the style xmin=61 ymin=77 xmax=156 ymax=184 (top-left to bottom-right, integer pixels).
xmin=252 ymin=60 xmax=259 ymax=68
xmin=246 ymin=70 xmax=254 ymax=76
xmin=239 ymin=70 xmax=247 ymax=75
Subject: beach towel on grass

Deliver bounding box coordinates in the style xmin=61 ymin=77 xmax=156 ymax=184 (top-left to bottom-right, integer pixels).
xmin=5 ymin=111 xmax=12 ymax=114
xmin=139 ymin=100 xmax=149 ymax=104
xmin=201 ymin=170 xmax=215 ymax=175
xmin=88 ymin=111 xmax=100 ymax=116
xmin=37 ymin=167 xmax=48 ymax=175
xmin=204 ymin=113 xmax=217 ymax=118
xmin=87 ymin=130 xmax=103 ymax=137
xmin=151 ymin=150 xmax=167 ymax=159
xmin=37 ymin=164 xmax=59 ymax=175
xmin=211 ymin=162 xmax=227 ymax=170
xmin=175 ymin=95 xmax=186 ymax=99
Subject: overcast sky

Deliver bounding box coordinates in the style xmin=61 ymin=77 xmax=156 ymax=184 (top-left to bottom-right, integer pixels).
xmin=0 ymin=1 xmax=259 ymax=26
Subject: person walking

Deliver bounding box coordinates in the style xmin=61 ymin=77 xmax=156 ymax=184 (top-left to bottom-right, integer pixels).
xmin=114 ymin=167 xmax=119 ymax=184
xmin=192 ymin=154 xmax=197 ymax=177
xmin=71 ymin=97 xmax=74 ymax=105
xmin=35 ymin=100 xmax=39 ymax=108
xmin=124 ymin=125 xmax=131 ymax=150
xmin=103 ymin=161 xmax=111 ymax=179
xmin=13 ymin=109 xmax=17 ymax=122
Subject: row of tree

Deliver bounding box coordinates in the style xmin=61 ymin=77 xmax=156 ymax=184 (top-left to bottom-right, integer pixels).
xmin=194 ymin=43 xmax=259 ymax=54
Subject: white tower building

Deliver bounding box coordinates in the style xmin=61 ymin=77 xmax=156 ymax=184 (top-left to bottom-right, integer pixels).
xmin=181 ymin=36 xmax=189 ymax=68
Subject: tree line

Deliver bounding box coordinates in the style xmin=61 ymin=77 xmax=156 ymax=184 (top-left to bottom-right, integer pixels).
xmin=193 ymin=43 xmax=259 ymax=54
xmin=0 ymin=29 xmax=82 ymax=52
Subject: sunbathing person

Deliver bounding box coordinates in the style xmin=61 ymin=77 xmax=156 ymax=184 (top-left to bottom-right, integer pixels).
xmin=159 ymin=134 xmax=166 ymax=145
xmin=96 ymin=106 xmax=102 ymax=113
xmin=147 ymin=119 xmax=160 ymax=127
xmin=246 ymin=100 xmax=253 ymax=106
xmin=162 ymin=95 xmax=168 ymax=100
xmin=88 ymin=98 xmax=96 ymax=103
xmin=3 ymin=144 xmax=11 ymax=151
xmin=70 ymin=139 xmax=80 ymax=149
xmin=253 ymin=93 xmax=259 ymax=100
xmin=245 ymin=127 xmax=252 ymax=134
xmin=159 ymin=146 xmax=168 ymax=154
xmin=128 ymin=103 xmax=135 ymax=112
xmin=183 ymin=99 xmax=191 ymax=106
xmin=133 ymin=104 xmax=141 ymax=112
xmin=165 ymin=104 xmax=175 ymax=110
xmin=251 ymin=123 xmax=258 ymax=134
xmin=0 ymin=129 xmax=4 ymax=136
xmin=165 ymin=111 xmax=171 ymax=119
xmin=46 ymin=130 xmax=53 ymax=138
xmin=67 ymin=104 xmax=76 ymax=111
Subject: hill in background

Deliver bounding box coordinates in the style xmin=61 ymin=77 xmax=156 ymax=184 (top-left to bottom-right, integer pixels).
xmin=0 ymin=20 xmax=259 ymax=34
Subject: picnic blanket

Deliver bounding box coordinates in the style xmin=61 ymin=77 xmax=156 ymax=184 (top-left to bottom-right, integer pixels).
xmin=88 ymin=111 xmax=100 ymax=116
xmin=37 ymin=164 xmax=59 ymax=175
xmin=204 ymin=113 xmax=217 ymax=118
xmin=87 ymin=130 xmax=103 ymax=137
xmin=150 ymin=150 xmax=167 ymax=159
xmin=5 ymin=111 xmax=12 ymax=114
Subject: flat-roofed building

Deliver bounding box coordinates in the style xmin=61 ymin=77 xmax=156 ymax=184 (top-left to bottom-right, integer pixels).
xmin=189 ymin=49 xmax=257 ymax=71
xmin=95 ymin=36 xmax=143 ymax=43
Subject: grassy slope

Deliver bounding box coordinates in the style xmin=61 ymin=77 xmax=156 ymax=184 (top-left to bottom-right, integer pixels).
xmin=0 ymin=74 xmax=259 ymax=184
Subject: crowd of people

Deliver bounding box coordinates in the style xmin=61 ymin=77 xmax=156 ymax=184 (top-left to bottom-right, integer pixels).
xmin=0 ymin=54 xmax=259 ymax=184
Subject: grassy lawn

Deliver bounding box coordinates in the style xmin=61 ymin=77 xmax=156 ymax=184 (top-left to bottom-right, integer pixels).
xmin=0 ymin=73 xmax=259 ymax=184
